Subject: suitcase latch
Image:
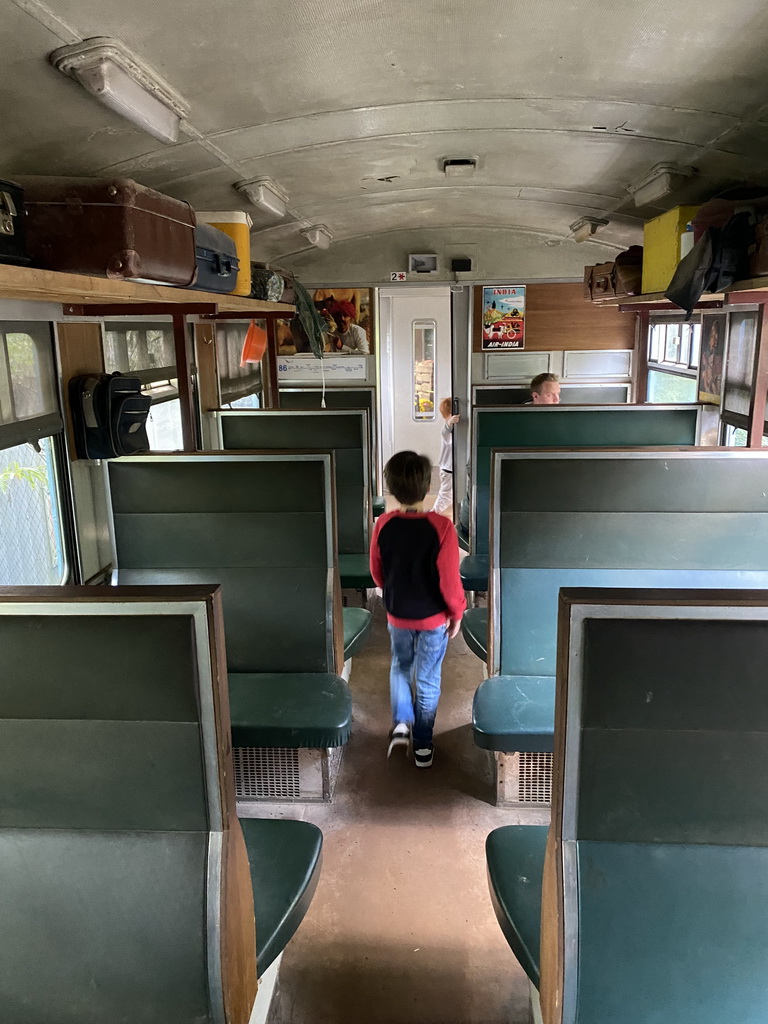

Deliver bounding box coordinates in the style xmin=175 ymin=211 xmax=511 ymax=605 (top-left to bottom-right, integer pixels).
xmin=0 ymin=191 xmax=17 ymax=236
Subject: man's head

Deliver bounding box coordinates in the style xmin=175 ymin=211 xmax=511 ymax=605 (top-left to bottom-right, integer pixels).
xmin=530 ymin=373 xmax=561 ymax=405
xmin=328 ymin=300 xmax=356 ymax=332
xmin=384 ymin=450 xmax=432 ymax=507
xmin=438 ymin=397 xmax=453 ymax=420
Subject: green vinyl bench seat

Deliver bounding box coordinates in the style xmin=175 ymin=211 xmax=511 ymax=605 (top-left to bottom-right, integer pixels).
xmin=338 ymin=553 xmax=375 ymax=590
xmin=373 ymin=494 xmax=386 ymax=518
xmin=343 ymin=605 xmax=373 ymax=659
xmin=486 ymin=825 xmax=547 ymax=988
xmin=241 ymin=817 xmax=323 ymax=977
xmin=473 ymin=676 xmax=555 ymax=752
xmin=461 ymin=607 xmax=488 ymax=661
xmin=460 ymin=554 xmax=489 ymax=593
xmin=229 ymin=674 xmax=352 ymax=748
xmin=457 ymin=520 xmax=470 ymax=552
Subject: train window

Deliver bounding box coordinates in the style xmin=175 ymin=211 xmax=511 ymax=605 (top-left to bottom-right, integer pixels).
xmin=0 ymin=323 xmax=68 ymax=585
xmin=413 ymin=319 xmax=436 ymax=420
xmin=722 ymin=425 xmax=768 ymax=447
xmin=103 ymin=323 xmax=183 ymax=449
xmin=647 ymin=318 xmax=701 ymax=403
xmin=216 ymin=323 xmax=263 ymax=407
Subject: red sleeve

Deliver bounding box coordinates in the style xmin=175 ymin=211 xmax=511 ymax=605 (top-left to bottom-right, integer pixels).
xmin=434 ymin=517 xmax=466 ymax=619
xmin=369 ymin=516 xmax=384 ymax=588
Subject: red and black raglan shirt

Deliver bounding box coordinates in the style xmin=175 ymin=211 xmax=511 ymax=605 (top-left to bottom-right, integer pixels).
xmin=369 ymin=510 xmax=466 ymax=629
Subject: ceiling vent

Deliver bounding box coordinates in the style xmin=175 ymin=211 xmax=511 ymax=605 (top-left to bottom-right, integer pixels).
xmin=441 ymin=158 xmax=477 ymax=178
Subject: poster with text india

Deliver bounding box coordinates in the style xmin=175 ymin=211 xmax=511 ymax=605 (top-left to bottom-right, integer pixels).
xmin=482 ymin=286 xmax=526 ymax=350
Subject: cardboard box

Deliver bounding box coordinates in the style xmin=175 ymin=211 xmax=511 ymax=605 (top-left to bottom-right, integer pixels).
xmin=641 ymin=206 xmax=700 ymax=294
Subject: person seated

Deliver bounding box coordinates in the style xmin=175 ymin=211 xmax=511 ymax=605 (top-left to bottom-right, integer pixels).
xmin=527 ymin=372 xmax=561 ymax=404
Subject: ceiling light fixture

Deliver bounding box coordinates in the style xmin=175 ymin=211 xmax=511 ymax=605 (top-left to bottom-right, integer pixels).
xmin=50 ymin=38 xmax=189 ymax=145
xmin=569 ymin=216 xmax=610 ymax=243
xmin=235 ymin=177 xmax=290 ymax=218
xmin=627 ymin=163 xmax=696 ymax=207
xmin=301 ymin=224 xmax=333 ymax=250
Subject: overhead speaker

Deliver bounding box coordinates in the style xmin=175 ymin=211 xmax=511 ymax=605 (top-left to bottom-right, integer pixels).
xmin=451 ymin=257 xmax=472 ymax=272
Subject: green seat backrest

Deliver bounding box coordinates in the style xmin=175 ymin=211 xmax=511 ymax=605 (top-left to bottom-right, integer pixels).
xmin=0 ymin=585 xmax=255 ymax=1024
xmin=217 ymin=410 xmax=370 ymax=555
xmin=108 ymin=454 xmax=337 ymax=673
xmin=547 ymin=591 xmax=768 ymax=1024
xmin=473 ymin=385 xmax=630 ymax=406
xmin=491 ymin=450 xmax=768 ymax=676
xmin=472 ymin=405 xmax=701 ymax=553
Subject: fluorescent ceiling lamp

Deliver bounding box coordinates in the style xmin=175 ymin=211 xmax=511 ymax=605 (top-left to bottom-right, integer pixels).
xmin=236 ymin=178 xmax=290 ymax=218
xmin=302 ymin=224 xmax=333 ymax=250
xmin=570 ymin=216 xmax=609 ymax=242
xmin=628 ymin=163 xmax=696 ymax=207
xmin=50 ymin=38 xmax=188 ymax=145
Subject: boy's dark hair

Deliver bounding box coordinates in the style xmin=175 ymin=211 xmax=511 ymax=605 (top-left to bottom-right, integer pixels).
xmin=385 ymin=450 xmax=431 ymax=506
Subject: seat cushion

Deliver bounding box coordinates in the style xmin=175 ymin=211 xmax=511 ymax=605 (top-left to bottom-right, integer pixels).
xmin=462 ymin=607 xmax=488 ymax=661
xmin=240 ymin=818 xmax=323 ymax=978
xmin=473 ymin=675 xmax=555 ymax=752
xmin=486 ymin=825 xmax=547 ymax=988
xmin=338 ymin=553 xmax=375 ymax=589
xmin=343 ymin=606 xmax=372 ymax=659
xmin=460 ymin=554 xmax=489 ymax=592
xmin=229 ymin=673 xmax=352 ymax=748
xmin=372 ymin=495 xmax=386 ymax=518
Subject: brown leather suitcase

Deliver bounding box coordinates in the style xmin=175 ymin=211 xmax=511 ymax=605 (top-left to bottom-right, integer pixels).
xmin=584 ymin=261 xmax=616 ymax=300
xmin=614 ymin=244 xmax=643 ymax=296
xmin=17 ymin=176 xmax=196 ymax=285
xmin=750 ymin=217 xmax=768 ymax=276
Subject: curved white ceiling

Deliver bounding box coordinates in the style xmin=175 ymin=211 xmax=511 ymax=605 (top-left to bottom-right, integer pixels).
xmin=3 ymin=0 xmax=768 ymax=264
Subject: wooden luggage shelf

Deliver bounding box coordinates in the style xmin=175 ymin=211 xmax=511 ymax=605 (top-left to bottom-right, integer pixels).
xmin=0 ymin=263 xmax=295 ymax=317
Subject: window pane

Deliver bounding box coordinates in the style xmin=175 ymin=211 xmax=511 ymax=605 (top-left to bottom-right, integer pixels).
xmin=227 ymin=393 xmax=261 ymax=409
xmin=0 ymin=437 xmax=67 ymax=584
xmin=0 ymin=323 xmax=60 ymax=433
xmin=664 ymin=325 xmax=682 ymax=363
xmin=647 ymin=369 xmax=698 ymax=403
xmin=723 ymin=310 xmax=758 ymax=420
xmin=649 ymin=325 xmax=664 ymax=363
xmin=723 ymin=425 xmax=768 ymax=448
xmin=413 ymin=320 xmax=436 ymax=420
xmin=145 ymin=399 xmax=183 ymax=450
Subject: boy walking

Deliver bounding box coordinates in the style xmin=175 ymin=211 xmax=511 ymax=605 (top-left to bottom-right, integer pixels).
xmin=370 ymin=451 xmax=466 ymax=768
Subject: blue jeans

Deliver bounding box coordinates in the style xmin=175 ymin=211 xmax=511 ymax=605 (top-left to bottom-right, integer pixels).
xmin=388 ymin=624 xmax=449 ymax=748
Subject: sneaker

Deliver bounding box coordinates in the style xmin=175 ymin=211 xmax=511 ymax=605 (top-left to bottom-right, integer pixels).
xmin=414 ymin=744 xmax=434 ymax=769
xmin=387 ymin=723 xmax=410 ymax=758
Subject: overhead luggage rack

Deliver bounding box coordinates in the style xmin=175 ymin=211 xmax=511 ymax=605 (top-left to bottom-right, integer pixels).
xmin=0 ymin=262 xmax=295 ymax=317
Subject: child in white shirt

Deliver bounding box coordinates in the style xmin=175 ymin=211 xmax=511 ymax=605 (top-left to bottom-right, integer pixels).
xmin=432 ymin=398 xmax=459 ymax=514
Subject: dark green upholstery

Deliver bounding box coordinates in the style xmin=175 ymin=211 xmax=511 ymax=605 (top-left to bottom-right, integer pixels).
xmin=461 ymin=607 xmax=487 ymax=661
xmin=229 ymin=674 xmax=352 ymax=748
xmin=460 ymin=554 xmax=488 ymax=592
xmin=486 ymin=825 xmax=547 ymax=987
xmin=553 ymin=595 xmax=768 ymax=1022
xmin=0 ymin=591 xmax=232 ymax=1024
xmin=373 ymin=494 xmax=386 ymax=518
xmin=343 ymin=605 xmax=374 ymax=659
xmin=471 ymin=405 xmax=700 ymax=555
xmin=338 ymin=553 xmax=375 ymax=589
xmin=278 ymin=387 xmax=377 ymax=483
xmin=218 ymin=410 xmax=371 ymax=566
xmin=241 ymin=818 xmax=323 ymax=977
xmin=109 ymin=455 xmax=354 ymax=750
xmin=474 ymin=450 xmax=768 ymax=752
xmin=473 ymin=675 xmax=554 ymax=752
xmin=474 ymin=386 xmax=630 ymax=406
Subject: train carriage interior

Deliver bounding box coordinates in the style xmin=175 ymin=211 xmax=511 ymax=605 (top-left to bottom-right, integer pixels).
xmin=4 ymin=0 xmax=768 ymax=1021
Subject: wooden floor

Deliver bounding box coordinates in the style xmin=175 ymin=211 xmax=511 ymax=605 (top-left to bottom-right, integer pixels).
xmin=249 ymin=594 xmax=547 ymax=1024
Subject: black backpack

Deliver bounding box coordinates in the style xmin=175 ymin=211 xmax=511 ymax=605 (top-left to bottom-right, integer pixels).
xmin=665 ymin=210 xmax=754 ymax=316
xmin=69 ymin=372 xmax=151 ymax=459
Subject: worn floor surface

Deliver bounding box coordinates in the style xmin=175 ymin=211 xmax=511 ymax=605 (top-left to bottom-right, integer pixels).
xmin=251 ymin=591 xmax=545 ymax=1024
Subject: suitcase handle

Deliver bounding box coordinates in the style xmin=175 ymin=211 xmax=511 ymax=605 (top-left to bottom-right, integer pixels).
xmin=0 ymin=191 xmax=17 ymax=236
xmin=213 ymin=253 xmax=233 ymax=277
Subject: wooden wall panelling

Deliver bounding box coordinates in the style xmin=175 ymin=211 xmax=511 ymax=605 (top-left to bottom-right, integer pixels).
xmin=56 ymin=321 xmax=105 ymax=460
xmin=195 ymin=323 xmax=221 ymax=415
xmin=472 ymin=283 xmax=638 ymax=352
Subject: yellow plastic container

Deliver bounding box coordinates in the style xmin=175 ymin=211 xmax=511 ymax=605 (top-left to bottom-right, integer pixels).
xmin=197 ymin=211 xmax=252 ymax=296
xmin=641 ymin=205 xmax=700 ymax=294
